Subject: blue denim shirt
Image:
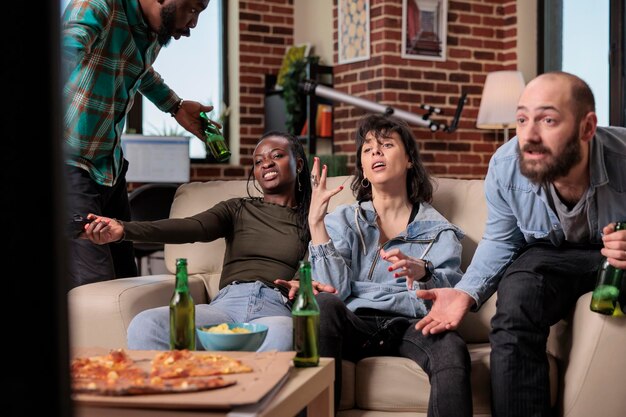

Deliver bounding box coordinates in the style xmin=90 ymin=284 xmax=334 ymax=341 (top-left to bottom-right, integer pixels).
xmin=456 ymin=126 xmax=626 ymax=309
xmin=309 ymin=200 xmax=465 ymax=318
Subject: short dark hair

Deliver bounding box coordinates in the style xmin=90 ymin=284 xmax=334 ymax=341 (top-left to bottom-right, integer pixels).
xmin=350 ymin=113 xmax=433 ymax=204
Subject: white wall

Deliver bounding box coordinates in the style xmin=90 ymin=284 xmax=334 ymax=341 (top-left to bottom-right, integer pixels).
xmin=294 ymin=0 xmax=334 ymax=65
xmin=517 ymin=0 xmax=538 ymax=84
xmin=228 ymin=0 xmax=241 ymax=164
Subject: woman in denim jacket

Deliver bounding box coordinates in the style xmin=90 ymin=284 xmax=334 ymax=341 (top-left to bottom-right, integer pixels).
xmin=307 ymin=114 xmax=472 ymax=416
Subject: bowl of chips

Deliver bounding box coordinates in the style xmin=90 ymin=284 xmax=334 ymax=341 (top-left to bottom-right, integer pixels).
xmin=196 ymin=322 xmax=269 ymax=351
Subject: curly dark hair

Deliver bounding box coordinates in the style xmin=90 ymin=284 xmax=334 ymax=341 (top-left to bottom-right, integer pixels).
xmin=350 ymin=113 xmax=433 ymax=204
xmin=245 ymin=131 xmax=311 ymax=256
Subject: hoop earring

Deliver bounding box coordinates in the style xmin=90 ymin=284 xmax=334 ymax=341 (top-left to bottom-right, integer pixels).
xmin=297 ymin=170 xmax=302 ymax=192
xmin=361 ymin=178 xmax=370 ymax=188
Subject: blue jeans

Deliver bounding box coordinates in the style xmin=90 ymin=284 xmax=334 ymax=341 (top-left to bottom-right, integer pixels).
xmin=127 ymin=281 xmax=293 ymax=351
xmin=317 ymin=293 xmax=472 ymax=417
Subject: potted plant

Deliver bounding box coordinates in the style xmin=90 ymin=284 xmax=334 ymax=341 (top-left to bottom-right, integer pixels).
xmin=282 ymin=55 xmax=320 ymax=135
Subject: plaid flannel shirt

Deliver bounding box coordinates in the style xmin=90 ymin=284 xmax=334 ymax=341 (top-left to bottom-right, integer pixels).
xmin=62 ymin=0 xmax=180 ymax=186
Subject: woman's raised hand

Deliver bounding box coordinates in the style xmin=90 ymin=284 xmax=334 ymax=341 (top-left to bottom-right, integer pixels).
xmin=81 ymin=214 xmax=125 ymax=245
xmin=308 ymin=157 xmax=344 ymax=232
xmin=380 ymin=247 xmax=428 ymax=291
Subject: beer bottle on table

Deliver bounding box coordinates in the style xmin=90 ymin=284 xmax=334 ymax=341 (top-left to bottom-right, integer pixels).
xmin=292 ymin=261 xmax=320 ymax=367
xmin=169 ymin=258 xmax=196 ymax=350
xmin=590 ymin=222 xmax=625 ymax=316
xmin=199 ymin=111 xmax=231 ymax=162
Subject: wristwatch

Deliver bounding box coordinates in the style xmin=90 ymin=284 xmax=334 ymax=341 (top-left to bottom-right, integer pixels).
xmin=420 ymin=259 xmax=433 ymax=282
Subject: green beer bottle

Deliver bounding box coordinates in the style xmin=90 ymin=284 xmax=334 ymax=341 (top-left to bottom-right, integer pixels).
xmin=169 ymin=258 xmax=196 ymax=350
xmin=199 ymin=111 xmax=231 ymax=162
xmin=292 ymin=261 xmax=320 ymax=367
xmin=590 ymin=222 xmax=625 ymax=316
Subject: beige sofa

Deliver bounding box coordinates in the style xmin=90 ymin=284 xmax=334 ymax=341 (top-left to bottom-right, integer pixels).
xmin=68 ymin=176 xmax=626 ymax=417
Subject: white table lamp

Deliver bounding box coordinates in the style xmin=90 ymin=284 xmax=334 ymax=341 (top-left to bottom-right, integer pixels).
xmin=476 ymin=70 xmax=526 ymax=142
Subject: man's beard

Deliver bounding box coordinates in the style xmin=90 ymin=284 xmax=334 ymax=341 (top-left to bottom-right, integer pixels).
xmin=517 ymin=128 xmax=582 ymax=184
xmin=157 ymin=3 xmax=177 ymax=46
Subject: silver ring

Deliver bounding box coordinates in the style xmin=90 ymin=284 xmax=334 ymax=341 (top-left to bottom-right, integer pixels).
xmin=310 ymin=174 xmax=319 ymax=187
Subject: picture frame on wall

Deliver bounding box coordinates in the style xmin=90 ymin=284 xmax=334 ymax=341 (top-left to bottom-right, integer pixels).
xmin=338 ymin=0 xmax=370 ymax=64
xmin=402 ymin=0 xmax=448 ymax=61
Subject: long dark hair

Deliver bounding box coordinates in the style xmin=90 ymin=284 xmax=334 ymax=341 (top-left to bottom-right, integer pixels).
xmin=350 ymin=113 xmax=433 ymax=204
xmin=245 ymin=131 xmax=312 ymax=255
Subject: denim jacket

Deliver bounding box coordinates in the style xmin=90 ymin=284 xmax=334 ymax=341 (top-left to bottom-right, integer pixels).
xmin=456 ymin=126 xmax=626 ymax=309
xmin=309 ymin=200 xmax=465 ymax=318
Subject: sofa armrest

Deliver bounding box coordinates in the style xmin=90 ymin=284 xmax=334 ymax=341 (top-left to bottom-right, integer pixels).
xmin=68 ymin=274 xmax=208 ymax=351
xmin=556 ymin=292 xmax=626 ymax=417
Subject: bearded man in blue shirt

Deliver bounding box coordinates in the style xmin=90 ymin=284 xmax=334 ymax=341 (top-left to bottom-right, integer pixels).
xmin=62 ymin=0 xmax=216 ymax=288
xmin=415 ymin=71 xmax=626 ymax=417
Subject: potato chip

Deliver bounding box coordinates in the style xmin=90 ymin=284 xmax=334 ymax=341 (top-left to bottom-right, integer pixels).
xmin=203 ymin=323 xmax=251 ymax=334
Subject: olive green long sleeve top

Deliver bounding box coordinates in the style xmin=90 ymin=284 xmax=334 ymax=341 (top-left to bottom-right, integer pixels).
xmin=122 ymin=198 xmax=304 ymax=294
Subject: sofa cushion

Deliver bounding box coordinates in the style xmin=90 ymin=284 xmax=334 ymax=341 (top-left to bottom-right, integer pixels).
xmin=164 ymin=176 xmax=495 ymax=343
xmin=340 ymin=360 xmax=356 ymax=410
xmin=429 ymin=177 xmax=487 ymax=272
xmin=323 ymin=177 xmax=488 ymax=273
xmin=165 ymin=176 xmax=488 ymax=300
xmin=164 ymin=176 xmax=490 ymax=271
xmin=164 ymin=180 xmax=261 ymax=277
xmin=350 ymin=345 xmax=557 ymax=413
xmin=68 ymin=274 xmax=208 ymax=349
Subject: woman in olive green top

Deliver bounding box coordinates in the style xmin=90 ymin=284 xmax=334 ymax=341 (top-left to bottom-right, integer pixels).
xmin=83 ymin=131 xmax=332 ymax=351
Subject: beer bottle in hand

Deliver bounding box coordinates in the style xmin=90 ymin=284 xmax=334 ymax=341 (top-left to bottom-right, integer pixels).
xmin=590 ymin=222 xmax=625 ymax=316
xmin=169 ymin=258 xmax=196 ymax=350
xmin=200 ymin=111 xmax=231 ymax=162
xmin=292 ymin=261 xmax=320 ymax=367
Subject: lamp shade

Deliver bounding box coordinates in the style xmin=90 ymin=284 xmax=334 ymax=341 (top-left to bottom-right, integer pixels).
xmin=476 ymin=70 xmax=526 ymax=129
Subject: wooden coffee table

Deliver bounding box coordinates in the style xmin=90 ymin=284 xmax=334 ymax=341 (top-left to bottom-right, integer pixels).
xmin=73 ymin=356 xmax=334 ymax=417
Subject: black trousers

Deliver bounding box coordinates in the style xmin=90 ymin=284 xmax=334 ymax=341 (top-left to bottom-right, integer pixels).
xmin=317 ymin=293 xmax=472 ymax=417
xmin=65 ymin=160 xmax=137 ymax=289
xmin=490 ymin=243 xmax=603 ymax=417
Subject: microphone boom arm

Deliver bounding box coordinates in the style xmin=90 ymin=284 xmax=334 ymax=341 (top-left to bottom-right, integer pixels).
xmin=300 ymin=80 xmax=466 ymax=133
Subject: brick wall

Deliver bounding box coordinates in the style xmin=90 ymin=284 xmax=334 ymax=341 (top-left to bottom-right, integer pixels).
xmin=189 ymin=0 xmax=518 ymax=182
xmin=333 ymin=0 xmax=518 ymax=179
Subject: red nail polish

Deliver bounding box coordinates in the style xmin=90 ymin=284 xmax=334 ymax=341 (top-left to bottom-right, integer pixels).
xmin=394 ymin=273 xmax=399 ymax=278
xmin=388 ymin=266 xmax=393 ymax=272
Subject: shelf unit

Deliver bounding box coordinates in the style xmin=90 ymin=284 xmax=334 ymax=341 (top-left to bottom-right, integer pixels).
xmin=264 ymin=62 xmax=334 ymax=156
xmin=302 ymin=62 xmax=333 ymax=155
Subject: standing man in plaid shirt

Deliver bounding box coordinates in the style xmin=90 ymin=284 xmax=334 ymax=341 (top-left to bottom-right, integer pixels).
xmin=62 ymin=0 xmax=217 ymax=288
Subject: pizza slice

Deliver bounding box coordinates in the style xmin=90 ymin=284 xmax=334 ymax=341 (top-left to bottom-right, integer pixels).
xmin=71 ymin=349 xmax=241 ymax=396
xmin=72 ymin=375 xmax=236 ymax=396
xmin=150 ymin=350 xmax=253 ymax=379
xmin=71 ymin=348 xmax=145 ymax=383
